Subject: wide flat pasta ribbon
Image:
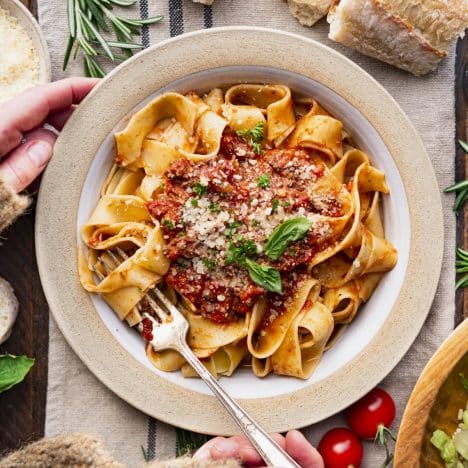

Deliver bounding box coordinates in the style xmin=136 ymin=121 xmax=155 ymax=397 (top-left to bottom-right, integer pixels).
xmin=115 ymin=92 xmax=199 ymax=167
xmin=270 ymin=301 xmax=334 ymax=379
xmin=247 ymin=279 xmax=320 ymax=360
xmin=223 ymin=84 xmax=296 ymax=145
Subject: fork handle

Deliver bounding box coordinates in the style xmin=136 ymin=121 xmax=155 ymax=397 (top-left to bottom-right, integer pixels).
xmin=178 ymin=343 xmax=300 ymax=468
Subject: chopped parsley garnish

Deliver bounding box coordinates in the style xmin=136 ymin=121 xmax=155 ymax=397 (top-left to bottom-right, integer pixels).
xmin=272 ymin=198 xmax=280 ymax=213
xmin=190 ymin=198 xmax=198 ymax=207
xmin=251 ymin=219 xmax=259 ymax=227
xmin=236 ymin=121 xmax=264 ymax=154
xmin=225 ymin=238 xmax=258 ymax=265
xmin=209 ymin=201 xmax=220 ymax=213
xmin=225 ymin=220 xmax=241 ymax=238
xmin=194 ymin=182 xmax=208 ymax=196
xmin=256 ymin=174 xmax=270 ymax=189
xmin=282 ymin=201 xmax=291 ymax=207
xmin=251 ymin=142 xmax=262 ymax=155
xmin=202 ymin=258 xmax=217 ymax=271
xmin=158 ymin=181 xmax=165 ymax=190
xmin=163 ymin=219 xmax=175 ymax=229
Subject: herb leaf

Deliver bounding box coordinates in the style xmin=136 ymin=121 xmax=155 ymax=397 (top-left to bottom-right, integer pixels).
xmin=194 ymin=182 xmax=208 ymax=196
xmin=264 ymin=217 xmax=312 ymax=260
xmin=209 ymin=201 xmax=220 ymax=213
xmin=236 ymin=121 xmax=264 ymax=154
xmin=163 ymin=219 xmax=175 ymax=229
xmin=455 ymin=247 xmax=468 ymax=289
xmin=202 ymin=258 xmax=217 ymax=271
xmin=444 ymin=140 xmax=468 ymax=211
xmin=0 ymin=354 xmax=35 ymax=394
xmin=256 ymin=174 xmax=270 ymax=189
xmin=459 ymin=139 xmax=468 ymax=153
xmin=225 ymin=238 xmax=258 ymax=265
xmin=272 ymin=198 xmax=280 ymax=213
xmin=245 ymin=258 xmax=282 ymax=294
xmin=64 ymin=0 xmax=163 ymax=77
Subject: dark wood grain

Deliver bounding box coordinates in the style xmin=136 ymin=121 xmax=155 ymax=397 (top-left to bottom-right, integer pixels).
xmin=0 ymin=199 xmax=49 ymax=454
xmin=455 ymin=34 xmax=468 ymax=326
xmin=0 ymin=0 xmax=45 ymax=455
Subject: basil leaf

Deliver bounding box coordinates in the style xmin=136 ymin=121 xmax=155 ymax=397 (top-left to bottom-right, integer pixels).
xmin=246 ymin=258 xmax=282 ymax=294
xmin=0 ymin=354 xmax=35 ymax=394
xmin=264 ymin=217 xmax=312 ymax=260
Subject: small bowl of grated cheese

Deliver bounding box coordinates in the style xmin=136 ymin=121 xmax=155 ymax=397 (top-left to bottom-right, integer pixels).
xmin=0 ymin=0 xmax=50 ymax=103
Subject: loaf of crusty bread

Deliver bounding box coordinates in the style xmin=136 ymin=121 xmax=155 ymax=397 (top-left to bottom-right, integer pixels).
xmin=327 ymin=0 xmax=465 ymax=76
xmin=288 ymin=0 xmax=333 ymax=27
xmin=380 ymin=0 xmax=467 ymax=52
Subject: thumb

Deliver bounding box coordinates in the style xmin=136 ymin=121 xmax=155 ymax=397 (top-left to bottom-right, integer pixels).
xmin=286 ymin=430 xmax=324 ymax=468
xmin=0 ymin=128 xmax=57 ymax=192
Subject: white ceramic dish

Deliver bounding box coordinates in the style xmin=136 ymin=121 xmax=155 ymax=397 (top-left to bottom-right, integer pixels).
xmin=78 ymin=66 xmax=410 ymax=399
xmin=36 ymin=27 xmax=443 ymax=434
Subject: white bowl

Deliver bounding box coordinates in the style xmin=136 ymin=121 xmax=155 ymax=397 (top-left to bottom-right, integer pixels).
xmin=78 ymin=65 xmax=411 ymax=399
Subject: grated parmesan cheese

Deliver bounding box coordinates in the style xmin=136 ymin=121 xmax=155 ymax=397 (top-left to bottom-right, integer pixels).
xmin=0 ymin=7 xmax=40 ymax=102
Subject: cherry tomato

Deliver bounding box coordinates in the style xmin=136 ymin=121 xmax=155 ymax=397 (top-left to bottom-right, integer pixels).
xmin=346 ymin=387 xmax=396 ymax=439
xmin=317 ymin=427 xmax=363 ymax=468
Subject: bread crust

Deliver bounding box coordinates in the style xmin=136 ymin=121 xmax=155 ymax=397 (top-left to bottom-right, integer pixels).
xmin=288 ymin=0 xmax=333 ymax=27
xmin=380 ymin=0 xmax=467 ymax=52
xmin=327 ymin=0 xmax=447 ymax=76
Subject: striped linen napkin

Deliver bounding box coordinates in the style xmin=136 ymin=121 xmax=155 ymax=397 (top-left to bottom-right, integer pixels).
xmin=38 ymin=0 xmax=457 ymax=465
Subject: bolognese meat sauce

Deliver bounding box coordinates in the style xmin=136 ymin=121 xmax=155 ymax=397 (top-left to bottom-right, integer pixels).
xmin=146 ymin=131 xmax=342 ymax=324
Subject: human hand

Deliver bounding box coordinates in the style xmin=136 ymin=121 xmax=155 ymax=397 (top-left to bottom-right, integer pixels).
xmin=0 ymin=77 xmax=98 ymax=192
xmin=193 ymin=429 xmax=324 ymax=468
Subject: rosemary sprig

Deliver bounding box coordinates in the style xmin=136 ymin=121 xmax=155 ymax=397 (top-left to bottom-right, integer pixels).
xmin=455 ymin=247 xmax=468 ymax=289
xmin=444 ymin=140 xmax=468 ymax=212
xmin=64 ymin=0 xmax=163 ymax=77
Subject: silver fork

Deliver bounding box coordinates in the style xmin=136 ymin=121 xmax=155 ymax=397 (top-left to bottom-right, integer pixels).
xmin=94 ymin=248 xmax=300 ymax=468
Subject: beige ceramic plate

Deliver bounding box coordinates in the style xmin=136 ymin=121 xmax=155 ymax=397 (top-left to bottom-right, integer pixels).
xmin=0 ymin=0 xmax=51 ymax=87
xmin=36 ymin=27 xmax=443 ymax=434
xmin=395 ymin=320 xmax=468 ymax=467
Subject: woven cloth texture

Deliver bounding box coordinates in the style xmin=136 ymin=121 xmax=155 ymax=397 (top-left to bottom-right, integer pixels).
xmin=37 ymin=0 xmax=457 ymax=465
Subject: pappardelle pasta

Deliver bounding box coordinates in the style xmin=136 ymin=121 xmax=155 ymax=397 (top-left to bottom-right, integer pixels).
xmin=79 ymin=84 xmax=397 ymax=380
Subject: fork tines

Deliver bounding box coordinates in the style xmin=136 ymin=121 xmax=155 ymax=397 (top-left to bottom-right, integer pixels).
xmin=93 ymin=247 xmax=172 ymax=324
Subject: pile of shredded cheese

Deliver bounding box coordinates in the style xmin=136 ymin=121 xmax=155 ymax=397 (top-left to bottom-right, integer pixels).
xmin=0 ymin=6 xmax=39 ymax=102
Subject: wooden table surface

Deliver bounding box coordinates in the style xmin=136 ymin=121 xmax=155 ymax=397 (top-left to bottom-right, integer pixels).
xmin=0 ymin=0 xmax=467 ymax=455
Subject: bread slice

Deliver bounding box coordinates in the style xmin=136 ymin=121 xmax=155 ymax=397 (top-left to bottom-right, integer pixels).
xmin=288 ymin=0 xmax=333 ymax=27
xmin=380 ymin=0 xmax=467 ymax=52
xmin=327 ymin=0 xmax=447 ymax=76
xmin=0 ymin=277 xmax=18 ymax=344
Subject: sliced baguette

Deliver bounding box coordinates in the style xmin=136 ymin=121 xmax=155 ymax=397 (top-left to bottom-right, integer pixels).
xmin=328 ymin=0 xmax=446 ymax=76
xmin=288 ymin=0 xmax=333 ymax=27
xmin=380 ymin=0 xmax=467 ymax=52
xmin=0 ymin=277 xmax=18 ymax=344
